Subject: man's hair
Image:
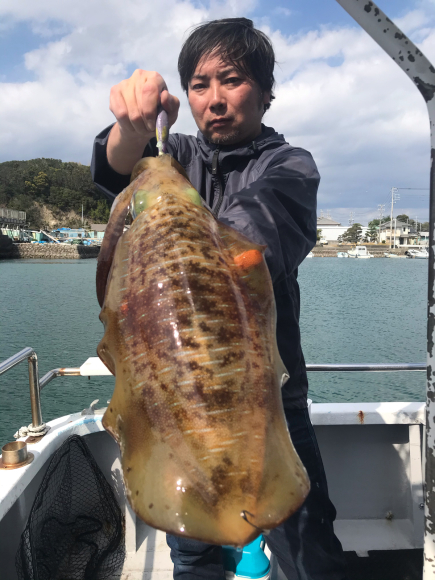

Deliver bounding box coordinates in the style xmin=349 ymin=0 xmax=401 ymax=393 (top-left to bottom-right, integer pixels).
xmin=178 ymin=18 xmax=276 ymax=112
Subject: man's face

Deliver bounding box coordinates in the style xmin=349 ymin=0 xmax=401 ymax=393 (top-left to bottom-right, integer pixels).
xmin=188 ymin=53 xmax=270 ymax=146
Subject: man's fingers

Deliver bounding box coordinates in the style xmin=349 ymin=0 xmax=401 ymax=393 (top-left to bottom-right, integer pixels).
xmin=124 ymin=79 xmax=152 ymax=135
xmin=110 ymin=79 xmax=149 ymax=137
xmin=109 ymin=83 xmax=131 ymax=128
xmin=136 ymin=77 xmax=163 ymax=133
xmin=161 ymin=91 xmax=180 ymax=127
xmin=109 ymin=69 xmax=177 ymax=138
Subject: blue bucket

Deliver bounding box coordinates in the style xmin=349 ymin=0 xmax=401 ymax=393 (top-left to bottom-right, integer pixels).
xmin=222 ymin=535 xmax=270 ymax=579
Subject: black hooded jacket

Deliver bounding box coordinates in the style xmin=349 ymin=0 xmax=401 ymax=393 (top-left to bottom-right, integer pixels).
xmin=91 ymin=124 xmax=319 ymax=409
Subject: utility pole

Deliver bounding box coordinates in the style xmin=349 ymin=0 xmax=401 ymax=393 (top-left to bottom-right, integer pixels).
xmin=378 ymin=204 xmax=385 ymax=243
xmin=389 ymin=187 xmax=399 ymax=249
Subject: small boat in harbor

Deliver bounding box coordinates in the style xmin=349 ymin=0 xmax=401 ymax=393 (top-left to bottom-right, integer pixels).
xmin=337 ymin=251 xmax=348 ymax=258
xmin=405 ymin=249 xmax=429 ymax=259
xmin=347 ymin=246 xmax=373 ymax=259
xmin=384 ymin=252 xmax=407 ymax=259
xmin=306 ymin=251 xmax=314 ymax=258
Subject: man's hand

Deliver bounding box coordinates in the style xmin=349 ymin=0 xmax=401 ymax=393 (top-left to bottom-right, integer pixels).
xmin=107 ymin=70 xmax=180 ymax=175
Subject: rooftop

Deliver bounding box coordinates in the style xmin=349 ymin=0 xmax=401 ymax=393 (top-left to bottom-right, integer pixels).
xmin=380 ymin=221 xmax=417 ymax=233
xmin=317 ymin=216 xmax=341 ymax=226
xmin=91 ymin=224 xmax=107 ymax=232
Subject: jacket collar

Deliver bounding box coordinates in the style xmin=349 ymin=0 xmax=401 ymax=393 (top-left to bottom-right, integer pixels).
xmin=196 ymin=124 xmax=287 ymax=171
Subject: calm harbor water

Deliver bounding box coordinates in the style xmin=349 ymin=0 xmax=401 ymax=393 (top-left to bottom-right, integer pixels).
xmin=0 ymin=257 xmax=428 ymax=445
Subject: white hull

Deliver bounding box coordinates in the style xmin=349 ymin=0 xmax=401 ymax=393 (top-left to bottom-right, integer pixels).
xmin=347 ymin=247 xmax=373 ymax=259
xmin=384 ymin=253 xmax=407 ymax=259
xmin=405 ymin=249 xmax=429 ymax=259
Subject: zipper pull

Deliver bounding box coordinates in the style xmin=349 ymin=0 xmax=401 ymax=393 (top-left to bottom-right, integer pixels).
xmin=211 ymin=148 xmax=219 ymax=175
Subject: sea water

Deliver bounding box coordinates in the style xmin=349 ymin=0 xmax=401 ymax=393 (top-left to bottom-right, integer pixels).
xmin=0 ymin=257 xmax=428 ymax=445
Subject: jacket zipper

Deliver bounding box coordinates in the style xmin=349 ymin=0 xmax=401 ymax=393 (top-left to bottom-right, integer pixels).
xmin=211 ymin=148 xmax=225 ymax=217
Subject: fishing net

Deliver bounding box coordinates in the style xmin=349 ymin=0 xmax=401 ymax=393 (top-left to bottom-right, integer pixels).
xmin=16 ymin=434 xmax=125 ymax=580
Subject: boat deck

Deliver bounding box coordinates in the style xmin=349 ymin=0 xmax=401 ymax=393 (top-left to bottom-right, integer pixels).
xmin=345 ymin=549 xmax=422 ymax=579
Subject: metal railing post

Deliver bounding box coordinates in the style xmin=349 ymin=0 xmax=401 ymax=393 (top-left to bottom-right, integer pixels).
xmin=334 ymin=1 xmax=435 ymax=572
xmin=0 ymin=347 xmax=45 ymax=433
xmin=27 ymin=353 xmax=42 ymax=429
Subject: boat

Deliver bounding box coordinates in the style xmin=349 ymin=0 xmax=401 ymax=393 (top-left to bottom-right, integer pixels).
xmin=347 ymin=246 xmax=373 ymax=259
xmin=384 ymin=252 xmax=407 ymax=259
xmin=405 ymin=249 xmax=429 ymax=259
xmin=337 ymin=251 xmax=348 ymax=258
xmin=306 ymin=251 xmax=314 ymax=258
xmin=1 ymin=2 xmax=435 ymax=579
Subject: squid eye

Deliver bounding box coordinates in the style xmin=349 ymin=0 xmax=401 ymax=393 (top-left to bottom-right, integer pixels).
xmin=131 ymin=189 xmax=154 ymax=218
xmin=184 ymin=187 xmax=203 ymax=207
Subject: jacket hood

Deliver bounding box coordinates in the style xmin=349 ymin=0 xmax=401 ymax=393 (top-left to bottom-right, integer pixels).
xmin=196 ymin=125 xmax=288 ymax=173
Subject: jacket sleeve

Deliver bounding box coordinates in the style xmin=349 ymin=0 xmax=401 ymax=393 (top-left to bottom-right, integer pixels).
xmin=91 ymin=124 xmax=159 ymax=202
xmin=218 ymin=147 xmax=319 ymax=284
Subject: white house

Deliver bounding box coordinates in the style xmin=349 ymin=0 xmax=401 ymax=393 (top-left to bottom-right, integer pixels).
xmin=317 ymin=216 xmax=368 ymax=242
xmin=379 ymin=220 xmax=427 ymax=247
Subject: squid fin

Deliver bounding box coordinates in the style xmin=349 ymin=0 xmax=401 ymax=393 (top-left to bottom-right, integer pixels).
xmin=96 ymin=185 xmax=135 ymax=307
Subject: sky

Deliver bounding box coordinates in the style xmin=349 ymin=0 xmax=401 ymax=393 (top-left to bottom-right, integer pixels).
xmin=1 ymin=0 xmax=435 ymax=226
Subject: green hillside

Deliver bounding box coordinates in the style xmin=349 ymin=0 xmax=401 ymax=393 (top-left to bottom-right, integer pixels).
xmin=0 ymin=158 xmax=110 ymax=229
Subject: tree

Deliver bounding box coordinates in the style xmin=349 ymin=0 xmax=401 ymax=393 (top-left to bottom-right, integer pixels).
xmin=421 ymin=221 xmax=430 ymax=231
xmin=368 ymin=217 xmax=389 ymax=228
xmin=8 ymin=194 xmax=42 ymax=228
xmin=365 ymin=224 xmax=378 ymax=242
xmin=396 ymin=214 xmax=410 ymax=224
xmin=89 ymin=199 xmax=110 ymax=223
xmin=0 ymin=158 xmax=111 ymax=225
xmin=317 ymin=228 xmax=322 ymax=241
xmin=341 ymin=223 xmax=363 ymax=244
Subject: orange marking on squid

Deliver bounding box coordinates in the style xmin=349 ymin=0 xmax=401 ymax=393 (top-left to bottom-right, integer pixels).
xmin=233 ymin=249 xmax=263 ymax=270
xmin=120 ymin=303 xmax=129 ymax=315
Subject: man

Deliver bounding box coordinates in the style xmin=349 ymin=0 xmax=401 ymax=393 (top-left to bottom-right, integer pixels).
xmin=92 ymin=17 xmax=347 ymax=580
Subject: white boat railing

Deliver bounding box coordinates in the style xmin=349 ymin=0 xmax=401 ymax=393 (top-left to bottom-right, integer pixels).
xmin=306 ymin=363 xmax=425 ymax=372
xmin=0 ymin=348 xmax=427 ymax=443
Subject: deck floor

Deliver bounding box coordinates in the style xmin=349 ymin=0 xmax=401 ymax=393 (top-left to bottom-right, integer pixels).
xmin=345 ymin=550 xmax=423 ymax=580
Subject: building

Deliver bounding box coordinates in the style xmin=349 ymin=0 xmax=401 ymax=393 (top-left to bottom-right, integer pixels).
xmin=379 ymin=220 xmax=426 ymax=247
xmin=0 ymin=208 xmax=26 ymax=227
xmin=419 ymin=232 xmax=429 ymax=246
xmin=53 ymin=227 xmax=89 ymax=240
xmin=317 ymin=216 xmax=368 ymax=242
xmin=88 ymin=224 xmax=107 ymax=240
xmin=0 ymin=208 xmax=29 ymax=241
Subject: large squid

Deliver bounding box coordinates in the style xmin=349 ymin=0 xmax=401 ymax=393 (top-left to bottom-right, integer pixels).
xmin=96 ymin=111 xmax=309 ymax=547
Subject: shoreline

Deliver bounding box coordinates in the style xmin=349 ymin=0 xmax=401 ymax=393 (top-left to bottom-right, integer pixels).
xmin=0 ymin=243 xmax=100 ymax=260
xmin=0 ymin=243 xmax=414 ymax=260
xmin=311 ymin=245 xmax=410 ymax=258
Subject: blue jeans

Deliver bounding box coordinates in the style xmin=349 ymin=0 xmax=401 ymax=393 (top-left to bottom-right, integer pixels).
xmin=167 ymin=407 xmax=347 ymax=580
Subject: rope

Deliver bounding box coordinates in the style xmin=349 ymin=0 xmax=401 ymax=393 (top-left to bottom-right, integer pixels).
xmin=14 ymin=422 xmax=48 ymax=439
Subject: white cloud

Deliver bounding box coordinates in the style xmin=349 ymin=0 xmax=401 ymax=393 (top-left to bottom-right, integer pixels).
xmin=272 ymin=7 xmax=292 ymax=17
xmin=264 ymin=20 xmax=434 ymax=220
xmin=0 ymin=0 xmax=262 ymax=162
xmin=0 ymin=0 xmax=433 ymax=223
